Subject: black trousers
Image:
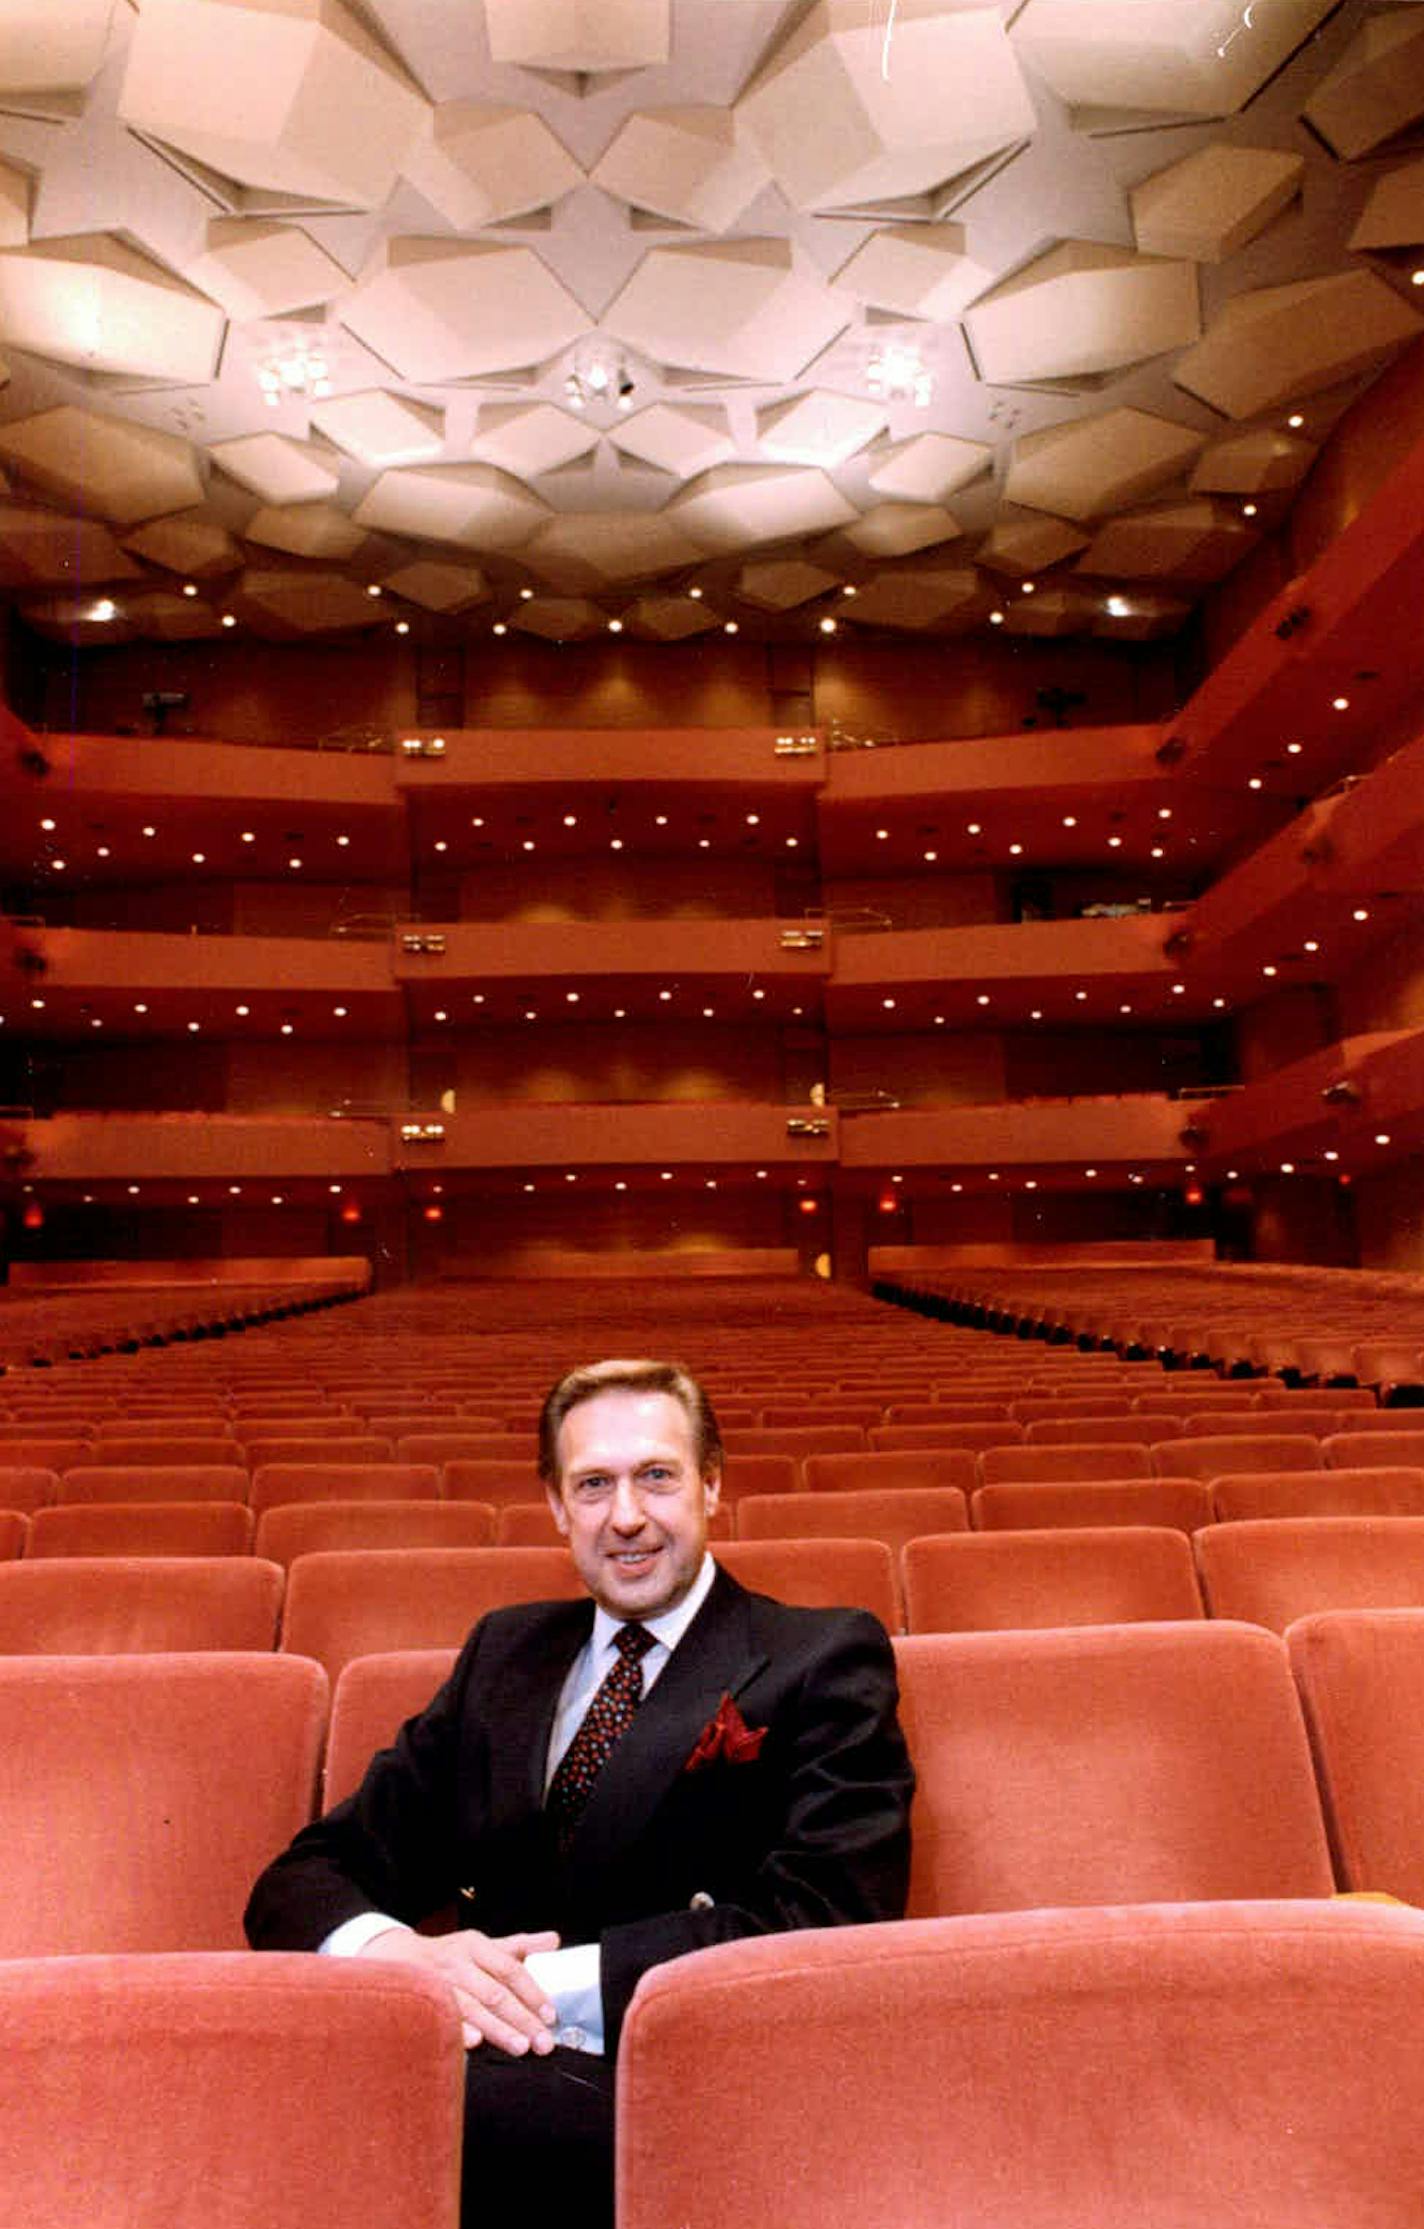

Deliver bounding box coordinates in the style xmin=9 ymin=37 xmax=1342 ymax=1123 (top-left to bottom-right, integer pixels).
xmin=463 ymin=2045 xmax=616 ymax=2227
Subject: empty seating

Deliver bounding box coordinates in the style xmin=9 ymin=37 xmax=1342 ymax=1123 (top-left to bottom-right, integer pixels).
xmin=1212 ymin=1468 xmax=1424 ymax=1522
xmin=248 ymin=1461 xmax=440 ymax=1515
xmin=0 ymin=1652 xmax=326 ymax=1952
xmin=26 ymin=1502 xmax=253 ymax=1558
xmin=979 ymin=1442 xmax=1154 ymax=1484
xmin=56 ymin=1463 xmax=251 ymax=1504
xmin=1026 ymin=1416 xmax=1181 ymax=1446
xmin=0 ymin=1510 xmax=26 ymax=1557
xmin=1326 ymin=1428 xmax=1424 ymax=1469
xmin=0 ymin=1466 xmax=55 ymax=1514
xmin=399 ymin=1433 xmax=529 ymax=1465
xmin=1196 ymin=1517 xmax=1424 ymax=1633
xmin=804 ymin=1449 xmax=977 ymax=1496
xmin=715 ymin=1453 xmax=801 ymax=1502
xmin=242 ymin=1435 xmax=393 ymax=1467
xmin=971 ymin=1479 xmax=1212 ymax=1533
xmin=1288 ymin=1608 xmax=1424 ymax=1902
xmin=715 ymin=1539 xmax=900 ymax=1630
xmin=441 ymin=1458 xmax=545 ymax=1506
xmin=902 ymin=1527 xmax=1203 ymax=1634
xmin=616 ymin=1903 xmax=1424 ymax=2229
xmin=872 ymin=1423 xmax=1019 ymax=1453
xmin=724 ymin=1427 xmax=866 ymax=1459
xmin=255 ymin=1500 xmax=496 ymax=1563
xmin=737 ymin=1487 xmax=968 ymax=1559
xmin=1164 ymin=1433 xmax=1322 ymax=1482
xmin=0 ymin=1953 xmax=462 ymax=2229
xmin=81 ymin=1434 xmax=242 ymax=1468
xmin=324 ymin=1648 xmax=460 ymax=1807
xmin=893 ymin=1621 xmax=1333 ymax=1917
xmin=0 ymin=1557 xmax=284 ymax=1653
xmin=280 ymin=1546 xmax=584 ymax=1686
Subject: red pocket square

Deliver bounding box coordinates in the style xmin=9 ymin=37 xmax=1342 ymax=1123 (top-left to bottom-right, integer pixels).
xmin=686 ymin=1693 xmax=767 ymax=1772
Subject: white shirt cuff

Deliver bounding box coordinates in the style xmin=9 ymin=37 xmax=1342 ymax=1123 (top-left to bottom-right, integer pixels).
xmin=524 ymin=1943 xmax=604 ymax=2056
xmin=319 ymin=1911 xmax=410 ymax=1957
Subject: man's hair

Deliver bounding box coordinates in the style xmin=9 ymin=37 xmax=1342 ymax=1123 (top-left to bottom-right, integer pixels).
xmin=537 ymin=1358 xmax=723 ymax=1484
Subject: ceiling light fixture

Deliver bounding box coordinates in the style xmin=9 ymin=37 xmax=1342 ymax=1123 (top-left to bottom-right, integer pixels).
xmin=565 ymin=341 xmax=636 ymax=413
xmin=865 ymin=338 xmax=932 ymax=408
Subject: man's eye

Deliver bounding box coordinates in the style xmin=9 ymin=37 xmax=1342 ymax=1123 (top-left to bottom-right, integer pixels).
xmin=576 ymin=1475 xmax=611 ymax=1497
xmin=642 ymin=1466 xmax=674 ymax=1483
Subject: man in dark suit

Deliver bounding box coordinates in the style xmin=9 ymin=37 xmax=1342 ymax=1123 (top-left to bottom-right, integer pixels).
xmin=246 ymin=1358 xmax=914 ymax=2225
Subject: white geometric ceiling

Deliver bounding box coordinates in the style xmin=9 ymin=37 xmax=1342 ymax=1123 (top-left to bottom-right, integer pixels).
xmin=0 ymin=0 xmax=1417 ymax=647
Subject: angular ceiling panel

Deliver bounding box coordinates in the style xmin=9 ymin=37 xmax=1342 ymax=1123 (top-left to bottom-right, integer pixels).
xmin=0 ymin=234 xmax=226 ymax=383
xmin=186 ymin=218 xmax=349 ymax=321
xmin=124 ymin=588 xmax=230 ymax=641
xmin=118 ymin=0 xmax=429 ymax=208
xmin=0 ymin=0 xmax=115 ymax=113
xmin=604 ymin=238 xmax=850 ymax=382
xmin=0 ymin=158 xmax=30 ymax=248
xmin=1351 ymin=155 xmax=1424 ymax=251
xmin=608 ymin=403 xmax=734 ymax=480
xmin=832 ymin=220 xmax=995 ymax=319
xmin=1304 ymin=9 xmax=1424 ymax=161
xmin=1006 ymin=408 xmax=1205 ymax=522
xmin=738 ymin=0 xmax=1035 ymax=214
xmin=842 ymin=501 xmax=961 ymax=557
xmin=308 ymin=390 xmax=444 ymax=469
xmin=484 ymin=0 xmax=671 ymax=73
xmin=666 ymin=463 xmax=860 ymax=551
xmin=231 ymin=565 xmax=390 ymax=634
xmin=965 ymin=241 xmax=1200 ymax=386
xmin=1131 ymin=145 xmax=1303 ymax=264
xmin=624 ymin=592 xmax=720 ymax=640
xmin=1077 ymin=499 xmax=1257 ymax=584
xmin=243 ymin=500 xmax=367 ymax=560
xmin=522 ymin=510 xmax=705 ymax=586
xmin=591 ymin=106 xmax=767 ymax=232
xmin=208 ymin=433 xmax=340 ymax=505
xmin=404 ymin=101 xmax=582 ymax=227
xmin=757 ymin=390 xmax=886 ymax=469
xmin=1001 ymin=584 xmax=1101 ymax=636
xmin=839 ymin=565 xmax=982 ymax=630
xmin=341 ymin=236 xmax=589 ymax=381
xmin=0 ymin=406 xmax=202 ymax=522
xmin=382 ymin=559 xmax=488 ymax=612
xmin=352 ymin=462 xmax=549 ymax=550
xmin=1174 ymin=270 xmax=1421 ymax=420
xmin=122 ymin=514 xmax=244 ymax=577
xmin=1189 ymin=429 xmax=1318 ymax=497
xmin=470 ymin=403 xmax=597 ymax=477
xmin=508 ymin=593 xmax=607 ymax=640
xmin=736 ymin=558 xmax=841 ymax=610
xmin=1013 ymin=0 xmax=1337 ymax=122
xmin=866 ymin=432 xmax=992 ymax=504
xmin=978 ymin=513 xmax=1091 ymax=575
xmin=0 ymin=501 xmax=141 ymax=586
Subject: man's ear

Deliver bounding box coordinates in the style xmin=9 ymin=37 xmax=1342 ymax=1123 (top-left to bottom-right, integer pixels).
xmin=545 ymin=1481 xmax=570 ymax=1536
xmin=703 ymin=1467 xmax=721 ymax=1518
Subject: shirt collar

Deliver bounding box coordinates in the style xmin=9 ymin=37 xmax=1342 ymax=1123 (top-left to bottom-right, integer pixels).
xmin=589 ymin=1550 xmax=717 ymax=1661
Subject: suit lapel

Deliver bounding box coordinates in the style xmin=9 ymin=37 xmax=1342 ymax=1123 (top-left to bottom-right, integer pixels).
xmin=566 ymin=1567 xmax=770 ymax=1871
xmin=486 ymin=1598 xmax=594 ymax=1820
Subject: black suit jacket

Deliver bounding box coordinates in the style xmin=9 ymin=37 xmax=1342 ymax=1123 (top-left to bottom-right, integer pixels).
xmin=246 ymin=1565 xmax=914 ymax=2051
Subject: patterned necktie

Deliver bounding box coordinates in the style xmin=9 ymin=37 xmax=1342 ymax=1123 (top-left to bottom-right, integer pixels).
xmin=546 ymin=1622 xmax=656 ymax=1851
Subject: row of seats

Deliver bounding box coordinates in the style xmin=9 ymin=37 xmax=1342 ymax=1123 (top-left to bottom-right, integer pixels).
xmin=0 ymin=1273 xmax=365 ymax=1368
xmin=10 ymin=1519 xmax=1424 ymax=1668
xmin=10 ymin=1465 xmax=1424 ymax=1565
xmin=7 ymin=1611 xmax=1424 ymax=1960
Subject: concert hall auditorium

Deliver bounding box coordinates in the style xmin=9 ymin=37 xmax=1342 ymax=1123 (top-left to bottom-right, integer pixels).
xmin=4 ymin=2 xmax=1424 ymax=2222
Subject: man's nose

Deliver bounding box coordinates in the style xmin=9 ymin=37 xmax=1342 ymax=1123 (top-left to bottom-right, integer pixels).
xmin=609 ymin=1477 xmax=646 ymax=1529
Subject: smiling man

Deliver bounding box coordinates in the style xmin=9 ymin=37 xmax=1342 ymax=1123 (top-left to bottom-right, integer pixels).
xmin=246 ymin=1358 xmax=913 ymax=2227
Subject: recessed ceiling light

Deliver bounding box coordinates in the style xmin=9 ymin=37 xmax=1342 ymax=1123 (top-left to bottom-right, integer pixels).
xmin=1263 ymin=964 xmax=1277 ymax=977
xmin=615 ymin=1180 xmax=627 ymax=1191
xmin=395 ymin=620 xmax=410 ymax=636
xmin=96 ymin=845 xmax=110 ymax=858
xmin=1375 ymin=1133 xmax=1392 ymax=1146
xmin=471 ymin=817 xmax=484 ymax=829
xmin=1332 ymin=696 xmax=1350 ymax=712
xmin=1213 ymin=997 xmax=1227 ymax=1010
xmin=433 ymin=840 xmax=447 ymax=853
xmin=655 ymin=814 xmax=668 ymax=827
xmin=51 ymin=859 xmax=66 ymax=871
xmin=1107 ymin=835 xmax=1123 ymax=848
xmin=288 ymin=857 xmax=302 ymax=870
xmin=187 ymin=1020 xmax=200 ymax=1033
xmin=433 ymin=1009 xmax=447 ymax=1022
xmin=336 ymin=834 xmax=350 ymax=848
xmin=752 ymin=988 xmax=765 ymax=1001
xmin=698 ymin=837 xmax=710 ymax=849
xmin=882 ymin=998 xmax=896 ymax=1010
xmin=1157 ymin=808 xmax=1172 ymax=821
xmin=1324 ymin=1150 xmax=1339 ymax=1162
xmin=966 ymin=822 xmax=982 ymax=836
xmin=1248 ymin=776 xmax=1264 ymax=790
xmin=1353 ymin=907 xmax=1370 ymax=922
xmin=91 ymin=1017 xmax=103 ymax=1029
xmin=976 ymin=994 xmax=990 ymax=1007
xmin=1171 ymin=983 xmax=1185 ymax=996
xmin=134 ymin=1002 xmax=148 ymax=1014
xmin=142 ymin=825 xmax=156 ymax=838
xmin=240 ymin=830 xmax=255 ymax=843
xmin=1085 ymin=1167 xmax=1097 ymax=1178
xmin=221 ymin=614 xmax=236 ymax=629
xmin=1288 ymin=413 xmax=1304 ymax=429
xmin=183 ymin=583 xmax=199 ymax=599
xmin=1120 ymin=1003 xmax=1132 ymax=1015
xmin=660 ymin=989 xmax=673 ymax=1002
xmin=523 ymin=839 xmax=535 ymax=852
xmin=875 ymin=828 xmax=889 ymax=841
xmin=923 ymin=848 xmax=937 ymax=862
xmin=607 ymin=618 xmax=623 ymax=634
xmin=703 ymin=1006 xmax=714 ymax=1018
xmin=785 ymin=835 xmax=798 ymax=848
xmin=723 ymin=621 xmax=738 ymax=635
xmin=492 ymin=623 xmax=508 ymax=636
xmin=989 ymin=609 xmax=1005 ymax=626
xmin=1150 ymin=845 xmax=1164 ymax=859
xmin=30 ymin=997 xmax=44 ymax=1009
xmin=1008 ymin=842 xmax=1023 ymax=856
xmin=819 ymin=616 xmax=837 ymax=634
xmin=1242 ymin=503 xmax=1257 ymax=518
xmin=1280 ymin=1162 xmax=1295 ymax=1175
xmin=1286 ymin=741 xmax=1303 ymax=755
xmin=688 ymin=587 xmax=703 ymax=600
xmin=333 ymin=1006 xmax=347 ymax=1018
xmin=280 ymin=1022 xmax=294 ymax=1036
xmin=520 ymin=588 xmax=534 ymax=600
xmin=235 ymin=1004 xmax=249 ymax=1016
xmin=1020 ymin=580 xmax=1035 ymax=595
xmin=1303 ymin=939 xmax=1319 ymax=954
xmin=1075 ymin=989 xmax=1087 ymax=1002
xmin=661 ymin=1170 xmax=673 ymax=1181
xmin=1062 ymin=815 xmax=1077 ymax=829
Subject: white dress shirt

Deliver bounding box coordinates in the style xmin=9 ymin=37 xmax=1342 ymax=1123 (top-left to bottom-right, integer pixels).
xmin=322 ymin=1552 xmax=719 ymax=2056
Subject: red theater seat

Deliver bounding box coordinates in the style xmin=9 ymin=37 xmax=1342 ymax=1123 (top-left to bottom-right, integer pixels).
xmin=892 ymin=1621 xmax=1332 ymax=1919
xmin=0 ymin=1652 xmax=325 ymax=1952
xmin=979 ymin=1442 xmax=1154 ymax=1484
xmin=971 ymin=1479 xmax=1212 ymax=1533
xmin=1026 ymin=1416 xmax=1182 ymax=1446
xmin=715 ymin=1538 xmax=901 ymax=1630
xmin=0 ymin=1466 xmax=58 ymax=1514
xmin=323 ymin=1648 xmax=461 ymax=1809
xmin=736 ymin=1487 xmax=968 ymax=1558
xmin=441 ymin=1458 xmax=544 ymax=1506
xmin=0 ymin=1954 xmax=462 ymax=2229
xmin=26 ymin=1502 xmax=254 ymax=1558
xmin=255 ymin=1500 xmax=497 ymax=1564
xmin=724 ymin=1427 xmax=866 ymax=1458
xmin=872 ymin=1423 xmax=1020 ymax=1452
xmin=0 ymin=1557 xmax=283 ymax=1653
xmin=1288 ymin=1609 xmax=1424 ymax=1903
xmin=616 ymin=1903 xmax=1422 ymax=2229
xmin=1164 ymin=1434 xmax=1322 ymax=1482
xmin=249 ymin=1462 xmax=440 ymax=1515
xmin=1212 ymin=1469 xmax=1424 ymax=1522
xmin=0 ymin=1510 xmax=26 ymax=1557
xmin=902 ymin=1526 xmax=1203 ymax=1634
xmin=56 ymin=1464 xmax=251 ymax=1505
xmin=1196 ymin=1517 xmax=1424 ymax=1634
xmin=805 ymin=1449 xmax=977 ymax=1496
xmin=1326 ymin=1429 xmax=1424 ymax=1470
xmin=280 ymin=1546 xmax=583 ymax=1687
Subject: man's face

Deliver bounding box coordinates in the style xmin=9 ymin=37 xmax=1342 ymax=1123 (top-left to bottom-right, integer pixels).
xmin=547 ymin=1386 xmax=719 ymax=1620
